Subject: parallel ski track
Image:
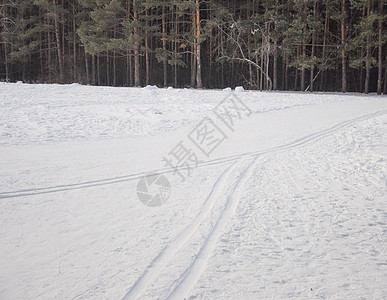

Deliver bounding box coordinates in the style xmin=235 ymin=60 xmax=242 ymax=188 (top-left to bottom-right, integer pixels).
xmin=119 ymin=109 xmax=387 ymax=299
xmin=1 ymin=109 xmax=385 ymax=199
xmin=121 ymin=161 xmax=238 ymax=300
xmin=167 ymin=158 xmax=258 ymax=300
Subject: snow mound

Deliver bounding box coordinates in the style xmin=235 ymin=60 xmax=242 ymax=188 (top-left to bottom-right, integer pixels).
xmin=223 ymin=87 xmax=232 ymax=92
xmin=145 ymin=85 xmax=158 ymax=90
xmin=235 ymin=86 xmax=245 ymax=92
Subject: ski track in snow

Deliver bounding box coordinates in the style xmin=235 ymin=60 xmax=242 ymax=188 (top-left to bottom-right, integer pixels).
xmin=120 ymin=109 xmax=386 ymax=299
xmin=1 ymin=109 xmax=385 ymax=200
xmin=167 ymin=158 xmax=258 ymax=300
xmin=0 ymin=83 xmax=386 ymax=300
xmin=121 ymin=161 xmax=238 ymax=299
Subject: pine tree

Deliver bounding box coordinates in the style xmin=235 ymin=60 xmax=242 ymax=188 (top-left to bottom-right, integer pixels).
xmin=348 ymin=0 xmax=378 ymax=94
xmin=0 ymin=0 xmax=384 ymax=92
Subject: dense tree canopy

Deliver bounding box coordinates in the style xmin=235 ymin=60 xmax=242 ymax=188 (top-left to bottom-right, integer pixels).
xmin=1 ymin=0 xmax=386 ymax=93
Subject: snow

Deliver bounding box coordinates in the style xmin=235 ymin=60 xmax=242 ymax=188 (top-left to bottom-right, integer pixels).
xmin=145 ymin=85 xmax=159 ymax=90
xmin=235 ymin=86 xmax=245 ymax=92
xmin=0 ymin=83 xmax=386 ymax=299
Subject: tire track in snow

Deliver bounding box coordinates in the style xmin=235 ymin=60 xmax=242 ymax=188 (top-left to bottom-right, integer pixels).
xmin=121 ymin=161 xmax=238 ymax=300
xmin=167 ymin=158 xmax=258 ymax=300
xmin=1 ymin=109 xmax=386 ymax=200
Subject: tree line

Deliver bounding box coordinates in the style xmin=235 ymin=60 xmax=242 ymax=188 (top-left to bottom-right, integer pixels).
xmin=0 ymin=0 xmax=386 ymax=93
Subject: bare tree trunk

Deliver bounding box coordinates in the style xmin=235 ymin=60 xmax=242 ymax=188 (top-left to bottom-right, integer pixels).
xmin=301 ymin=43 xmax=306 ymax=91
xmin=162 ymin=3 xmax=167 ymax=87
xmin=266 ymin=40 xmax=270 ymax=90
xmin=61 ymin=0 xmax=65 ymax=64
xmin=295 ymin=46 xmax=299 ymax=90
xmin=247 ymin=29 xmax=253 ymax=87
xmin=364 ymin=0 xmax=371 ymax=94
xmin=310 ymin=46 xmax=315 ymax=92
xmin=85 ymin=52 xmax=89 ymax=84
xmin=113 ymin=26 xmax=117 ymax=86
xmin=73 ymin=4 xmax=77 ymax=82
xmin=247 ymin=0 xmax=253 ymax=88
xmin=248 ymin=48 xmax=253 ymax=86
xmin=97 ymin=54 xmax=100 ymax=85
xmin=208 ymin=5 xmax=213 ymax=88
xmin=174 ymin=59 xmax=177 ymax=87
xmin=174 ymin=3 xmax=178 ymax=87
xmin=53 ymin=0 xmax=63 ymax=82
xmin=190 ymin=52 xmax=196 ymax=87
xmin=126 ymin=54 xmax=130 ymax=86
xmin=221 ymin=32 xmax=225 ymax=87
xmin=264 ymin=5 xmax=269 ymax=90
xmin=260 ymin=35 xmax=264 ymax=91
xmin=106 ymin=51 xmax=110 ymax=86
xmin=310 ymin=0 xmax=318 ymax=92
xmin=145 ymin=8 xmax=150 ymax=85
xmin=377 ymin=0 xmax=383 ymax=94
xmin=47 ymin=21 xmax=52 ymax=82
xmin=384 ymin=65 xmax=387 ymax=94
xmin=2 ymin=4 xmax=9 ymax=82
xmin=341 ymin=0 xmax=347 ymax=93
xmin=273 ymin=0 xmax=278 ymax=90
xmin=40 ymin=30 xmax=44 ymax=78
xmin=174 ymin=40 xmax=177 ymax=87
xmin=360 ymin=5 xmax=366 ymax=92
xmin=320 ymin=2 xmax=328 ymax=91
xmin=301 ymin=3 xmax=306 ymax=91
xmin=195 ymin=0 xmax=202 ymax=88
xmin=4 ymin=44 xmax=9 ymax=82
xmin=285 ymin=53 xmax=289 ymax=90
xmin=133 ymin=42 xmax=140 ymax=86
xmin=125 ymin=1 xmax=132 ymax=86
xmin=113 ymin=51 xmax=116 ymax=86
xmin=191 ymin=7 xmax=196 ymax=87
xmin=91 ymin=54 xmax=95 ymax=85
xmin=126 ymin=52 xmax=133 ymax=86
xmin=133 ymin=0 xmax=140 ymax=86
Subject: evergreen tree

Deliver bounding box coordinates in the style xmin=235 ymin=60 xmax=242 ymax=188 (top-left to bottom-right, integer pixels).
xmin=0 ymin=0 xmax=385 ymax=92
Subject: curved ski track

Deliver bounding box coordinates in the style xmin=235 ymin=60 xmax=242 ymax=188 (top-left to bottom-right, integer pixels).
xmin=1 ymin=109 xmax=386 ymax=200
xmin=120 ymin=109 xmax=387 ymax=299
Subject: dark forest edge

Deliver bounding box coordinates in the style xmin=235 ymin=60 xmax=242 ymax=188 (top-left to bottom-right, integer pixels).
xmin=0 ymin=0 xmax=386 ymax=94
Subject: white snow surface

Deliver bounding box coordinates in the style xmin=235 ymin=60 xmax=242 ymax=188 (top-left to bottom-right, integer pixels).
xmin=0 ymin=83 xmax=386 ymax=299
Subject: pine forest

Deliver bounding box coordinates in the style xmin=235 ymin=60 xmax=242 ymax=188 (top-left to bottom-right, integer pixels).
xmin=0 ymin=0 xmax=386 ymax=93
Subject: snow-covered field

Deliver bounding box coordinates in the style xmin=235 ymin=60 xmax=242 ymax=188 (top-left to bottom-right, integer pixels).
xmin=0 ymin=83 xmax=386 ymax=299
